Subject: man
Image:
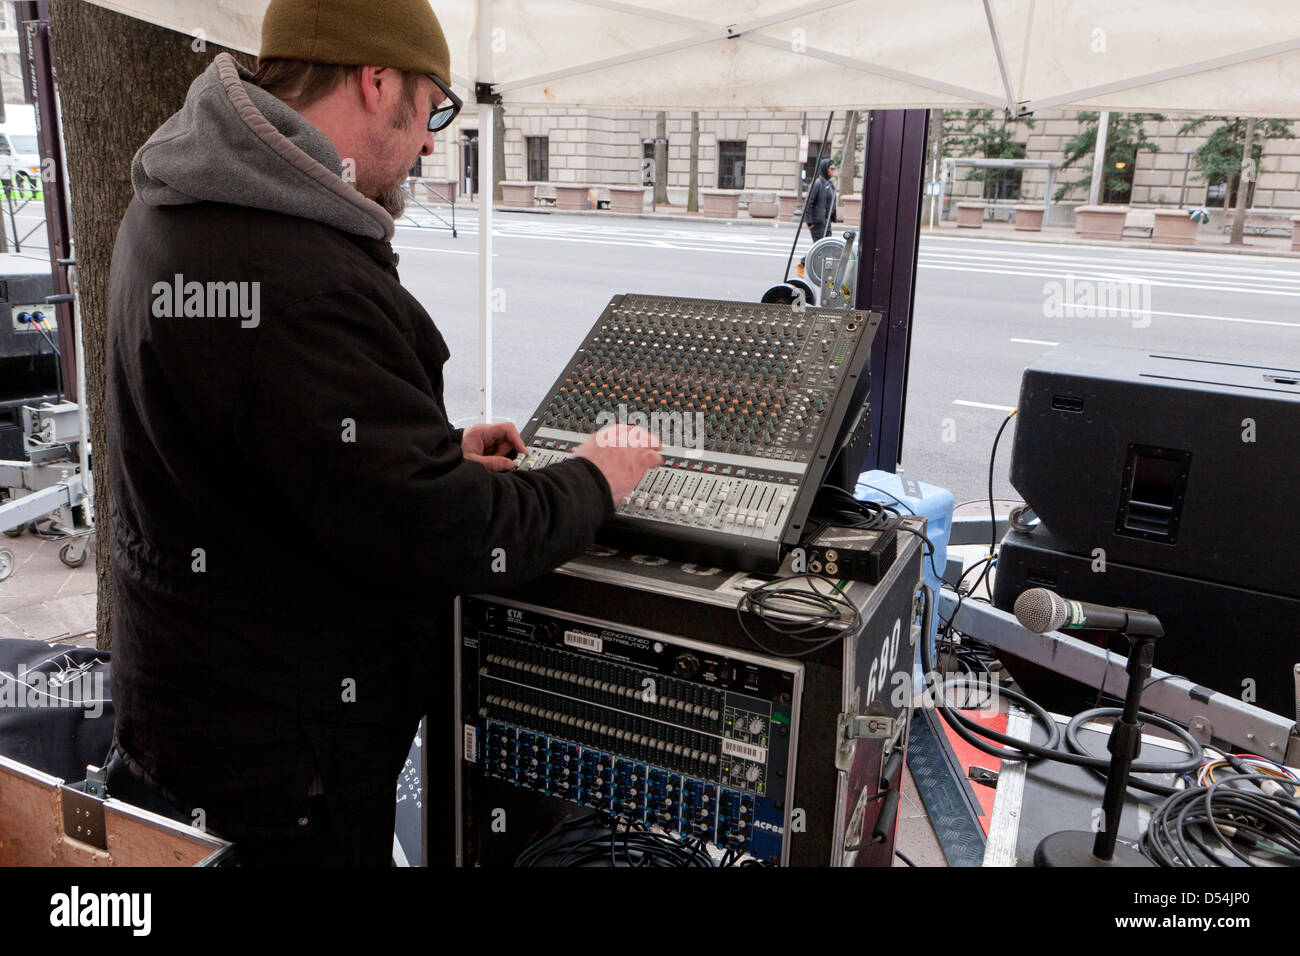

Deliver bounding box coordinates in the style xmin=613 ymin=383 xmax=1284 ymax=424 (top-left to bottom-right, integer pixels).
xmin=105 ymin=0 xmax=661 ymax=865
xmin=805 ymin=158 xmax=839 ymax=241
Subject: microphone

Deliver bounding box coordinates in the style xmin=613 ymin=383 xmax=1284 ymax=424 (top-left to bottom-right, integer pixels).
xmin=1014 ymin=588 xmax=1164 ymax=638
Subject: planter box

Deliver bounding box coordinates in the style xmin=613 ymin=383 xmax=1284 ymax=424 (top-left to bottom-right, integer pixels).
xmin=779 ymin=193 xmax=800 ymax=219
xmin=1014 ymin=204 xmax=1044 ymax=231
xmin=607 ymin=185 xmax=646 ymax=213
xmin=748 ymin=192 xmax=779 ymax=218
xmin=419 ymin=178 xmax=457 ymax=204
xmin=553 ymin=183 xmax=591 ymax=211
xmin=1151 ymin=209 xmax=1201 ymax=245
xmin=499 ymin=181 xmax=536 ymax=206
xmin=700 ymin=189 xmax=740 ymax=219
xmin=955 ymin=201 xmax=986 ymax=228
xmin=1292 ymin=215 xmax=1300 ymax=252
xmin=838 ymin=195 xmax=862 ymax=224
xmin=1075 ymin=204 xmax=1128 ymax=240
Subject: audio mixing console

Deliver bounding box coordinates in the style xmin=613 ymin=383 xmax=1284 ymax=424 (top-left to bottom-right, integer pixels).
xmin=517 ymin=294 xmax=881 ymax=570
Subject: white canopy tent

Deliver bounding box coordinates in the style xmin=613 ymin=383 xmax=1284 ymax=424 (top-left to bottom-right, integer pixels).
xmin=81 ymin=0 xmax=1300 ymax=419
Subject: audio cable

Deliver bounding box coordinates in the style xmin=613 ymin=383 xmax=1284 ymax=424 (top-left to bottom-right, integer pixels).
xmin=514 ymin=811 xmax=771 ymax=867
xmin=1142 ymin=771 xmax=1300 ymax=867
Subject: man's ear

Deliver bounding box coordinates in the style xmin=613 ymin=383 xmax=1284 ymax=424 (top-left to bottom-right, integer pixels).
xmin=357 ymin=65 xmax=385 ymax=116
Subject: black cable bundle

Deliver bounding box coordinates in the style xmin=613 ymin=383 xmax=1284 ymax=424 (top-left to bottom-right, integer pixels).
xmin=736 ymin=572 xmax=862 ymax=659
xmin=1143 ymin=772 xmax=1300 ymax=867
xmin=514 ymin=812 xmax=771 ymax=867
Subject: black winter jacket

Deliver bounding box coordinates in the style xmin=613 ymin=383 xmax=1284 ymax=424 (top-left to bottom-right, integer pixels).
xmin=805 ymin=164 xmax=838 ymax=230
xmin=106 ymin=54 xmax=612 ymax=840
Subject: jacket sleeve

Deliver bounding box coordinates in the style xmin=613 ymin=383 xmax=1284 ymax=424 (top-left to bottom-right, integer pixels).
xmin=232 ymin=290 xmax=615 ymax=596
xmin=805 ymin=180 xmax=822 ymax=223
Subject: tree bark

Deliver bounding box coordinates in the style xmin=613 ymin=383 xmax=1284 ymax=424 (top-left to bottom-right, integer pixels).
xmin=1229 ymin=116 xmax=1257 ymax=245
xmin=50 ymin=0 xmax=253 ymax=651
xmin=687 ymin=111 xmax=699 ymax=213
xmin=653 ymin=111 xmax=669 ymax=205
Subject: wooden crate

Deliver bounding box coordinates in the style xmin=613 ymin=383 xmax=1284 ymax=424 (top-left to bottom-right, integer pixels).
xmin=0 ymin=754 xmax=230 ymax=866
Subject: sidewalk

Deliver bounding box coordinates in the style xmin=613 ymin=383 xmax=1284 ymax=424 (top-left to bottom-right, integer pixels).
xmin=0 ymin=527 xmax=97 ymax=647
xmin=921 ymin=216 xmax=1300 ymax=258
xmin=481 ymin=199 xmax=1300 ymax=258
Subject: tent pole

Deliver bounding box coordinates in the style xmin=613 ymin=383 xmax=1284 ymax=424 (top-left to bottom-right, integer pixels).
xmin=476 ymin=0 xmax=494 ymax=424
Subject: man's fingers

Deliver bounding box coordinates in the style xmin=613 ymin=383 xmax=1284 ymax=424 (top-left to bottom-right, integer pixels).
xmin=502 ymin=423 xmax=526 ymax=454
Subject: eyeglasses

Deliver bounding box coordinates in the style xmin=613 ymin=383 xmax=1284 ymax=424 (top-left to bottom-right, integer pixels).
xmin=426 ymin=72 xmax=462 ymax=132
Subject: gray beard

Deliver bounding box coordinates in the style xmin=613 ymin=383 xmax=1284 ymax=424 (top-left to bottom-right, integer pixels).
xmin=375 ymin=183 xmax=407 ymax=218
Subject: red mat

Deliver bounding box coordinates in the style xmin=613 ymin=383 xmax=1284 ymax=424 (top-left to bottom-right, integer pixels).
xmin=939 ymin=711 xmax=1007 ymax=835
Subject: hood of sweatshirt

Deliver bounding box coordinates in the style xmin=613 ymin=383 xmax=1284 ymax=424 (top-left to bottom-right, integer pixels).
xmin=131 ymin=52 xmax=394 ymax=242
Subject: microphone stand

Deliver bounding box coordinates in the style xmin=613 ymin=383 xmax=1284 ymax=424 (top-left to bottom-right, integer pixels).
xmin=1034 ymin=628 xmax=1160 ymax=867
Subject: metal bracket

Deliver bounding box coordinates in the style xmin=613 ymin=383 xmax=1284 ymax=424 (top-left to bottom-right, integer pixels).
xmin=837 ymin=712 xmax=897 ymax=770
xmin=60 ymin=784 xmax=107 ymax=850
xmin=1189 ymin=715 xmax=1213 ymax=745
xmin=83 ymin=764 xmax=107 ymax=799
xmin=968 ymin=765 xmax=999 ymax=788
xmin=474 ymin=82 xmax=501 ymax=105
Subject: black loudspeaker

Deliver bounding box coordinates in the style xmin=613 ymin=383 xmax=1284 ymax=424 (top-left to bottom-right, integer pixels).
xmin=996 ymin=346 xmax=1300 ymax=717
xmin=1009 ymin=347 xmax=1299 ymax=598
xmin=993 ymin=526 xmax=1300 ymax=718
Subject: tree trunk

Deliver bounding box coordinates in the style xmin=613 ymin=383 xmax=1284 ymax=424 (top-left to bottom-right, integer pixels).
xmin=926 ymin=109 xmax=944 ymax=226
xmin=1229 ymin=116 xmax=1257 ymax=245
xmin=687 ymin=111 xmax=699 ymax=213
xmin=653 ymin=111 xmax=669 ymax=206
xmin=50 ymin=1 xmax=253 ymax=651
xmin=492 ymin=103 xmax=506 ymax=202
xmin=837 ymin=110 xmax=858 ymax=201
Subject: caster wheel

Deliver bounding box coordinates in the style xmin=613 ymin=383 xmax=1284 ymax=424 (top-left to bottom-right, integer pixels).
xmin=0 ymin=548 xmax=13 ymax=581
xmin=59 ymin=542 xmax=87 ymax=568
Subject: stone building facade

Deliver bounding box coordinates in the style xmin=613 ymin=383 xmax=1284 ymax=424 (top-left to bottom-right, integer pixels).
xmin=941 ymin=110 xmax=1300 ymax=216
xmin=426 ymin=108 xmax=864 ymax=205
xmin=424 ymin=104 xmax=1300 ymax=223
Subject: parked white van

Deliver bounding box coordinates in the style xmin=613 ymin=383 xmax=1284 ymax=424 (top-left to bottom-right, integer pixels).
xmin=0 ymin=104 xmax=42 ymax=194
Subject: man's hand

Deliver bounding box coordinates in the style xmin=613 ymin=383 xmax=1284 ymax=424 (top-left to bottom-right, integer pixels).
xmin=461 ymin=422 xmax=527 ymax=472
xmin=572 ymin=425 xmax=664 ymax=503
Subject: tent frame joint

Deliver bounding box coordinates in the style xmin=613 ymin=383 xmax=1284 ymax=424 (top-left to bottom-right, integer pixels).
xmin=475 ymin=81 xmax=502 ymax=105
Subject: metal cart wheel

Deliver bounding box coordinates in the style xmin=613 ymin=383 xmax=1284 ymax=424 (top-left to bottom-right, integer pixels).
xmin=59 ymin=540 xmax=88 ymax=568
xmin=0 ymin=548 xmax=13 ymax=581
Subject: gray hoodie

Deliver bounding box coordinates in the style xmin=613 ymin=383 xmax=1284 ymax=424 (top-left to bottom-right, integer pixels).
xmin=131 ymin=52 xmax=394 ymax=242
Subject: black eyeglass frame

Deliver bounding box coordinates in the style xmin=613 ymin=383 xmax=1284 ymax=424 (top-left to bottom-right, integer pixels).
xmin=426 ymin=73 xmax=463 ymax=132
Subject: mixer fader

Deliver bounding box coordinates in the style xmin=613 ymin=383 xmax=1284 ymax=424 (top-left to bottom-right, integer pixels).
xmin=518 ymin=294 xmax=881 ymax=570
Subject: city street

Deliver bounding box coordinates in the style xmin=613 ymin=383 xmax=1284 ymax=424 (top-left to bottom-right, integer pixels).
xmin=8 ymin=205 xmax=1299 ymax=502
xmin=390 ymin=209 xmax=1300 ymax=502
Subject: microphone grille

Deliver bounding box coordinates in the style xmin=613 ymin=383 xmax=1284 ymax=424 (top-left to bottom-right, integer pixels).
xmin=1014 ymin=588 xmax=1069 ymax=634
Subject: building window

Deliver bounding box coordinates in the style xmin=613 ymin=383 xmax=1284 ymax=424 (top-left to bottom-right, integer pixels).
xmin=526 ymin=136 xmax=549 ymax=182
xmin=1103 ymin=158 xmax=1138 ymax=204
xmin=717 ymin=140 xmax=747 ymax=189
xmin=983 ymin=167 xmax=1023 ymax=201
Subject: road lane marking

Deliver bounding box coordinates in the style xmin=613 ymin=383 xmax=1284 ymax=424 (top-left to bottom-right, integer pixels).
xmin=1010 ymin=338 xmax=1059 ymax=346
xmin=954 ymin=400 xmax=1017 ymax=411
